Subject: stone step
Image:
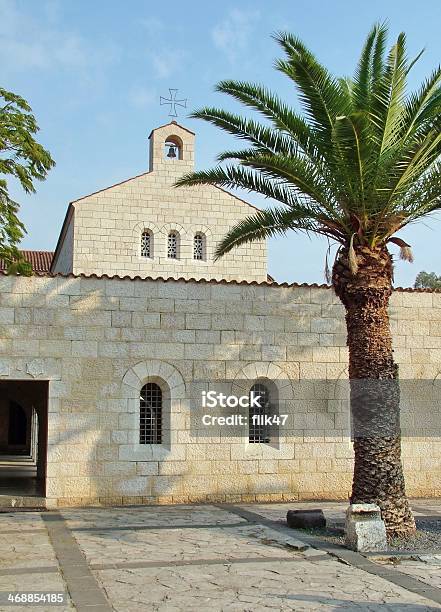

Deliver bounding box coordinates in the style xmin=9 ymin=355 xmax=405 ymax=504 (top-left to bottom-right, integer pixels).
xmin=0 ymin=494 xmax=46 ymax=509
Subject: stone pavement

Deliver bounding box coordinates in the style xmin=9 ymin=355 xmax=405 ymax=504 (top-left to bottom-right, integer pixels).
xmin=0 ymin=501 xmax=440 ymax=611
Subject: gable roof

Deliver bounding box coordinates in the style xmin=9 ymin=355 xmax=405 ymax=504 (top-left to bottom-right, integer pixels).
xmin=69 ymin=171 xmax=151 ymax=205
xmin=148 ymin=120 xmax=195 ymax=139
xmin=0 ymin=250 xmax=54 ymax=272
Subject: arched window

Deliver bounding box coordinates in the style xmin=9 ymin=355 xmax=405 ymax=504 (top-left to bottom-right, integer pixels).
xmin=249 ymin=382 xmax=271 ymax=444
xmin=141 ymin=230 xmax=152 ymax=258
xmin=140 ymin=383 xmax=162 ymax=444
xmin=167 ymin=232 xmax=179 ymax=259
xmin=193 ymin=233 xmax=205 ymax=260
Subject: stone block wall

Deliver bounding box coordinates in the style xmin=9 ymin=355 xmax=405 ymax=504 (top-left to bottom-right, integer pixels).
xmin=0 ymin=274 xmax=440 ymax=507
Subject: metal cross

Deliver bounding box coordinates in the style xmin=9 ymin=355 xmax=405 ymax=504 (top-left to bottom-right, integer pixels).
xmin=160 ymin=89 xmax=187 ymax=118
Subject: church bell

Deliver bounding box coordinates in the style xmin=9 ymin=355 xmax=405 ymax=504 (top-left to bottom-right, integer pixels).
xmin=167 ymin=144 xmax=177 ymax=158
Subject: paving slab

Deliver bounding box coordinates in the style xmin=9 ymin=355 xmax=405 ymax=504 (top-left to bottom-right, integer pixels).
xmin=60 ymin=505 xmax=246 ymax=530
xmin=92 ymin=558 xmax=441 ymax=611
xmin=0 ymin=501 xmax=440 ymax=611
xmin=69 ymin=521 xmax=302 ymax=566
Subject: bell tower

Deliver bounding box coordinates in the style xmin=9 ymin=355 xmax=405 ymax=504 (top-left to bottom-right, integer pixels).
xmin=148 ymin=121 xmax=195 ymax=176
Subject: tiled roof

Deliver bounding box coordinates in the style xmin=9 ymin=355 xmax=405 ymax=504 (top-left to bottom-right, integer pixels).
xmin=0 ymin=250 xmax=54 ymax=272
xmin=0 ymin=268 xmax=434 ymax=292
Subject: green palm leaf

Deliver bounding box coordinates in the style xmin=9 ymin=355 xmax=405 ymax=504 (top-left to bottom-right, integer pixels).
xmin=176 ymin=24 xmax=440 ymax=252
xmin=214 ymin=206 xmax=334 ymax=259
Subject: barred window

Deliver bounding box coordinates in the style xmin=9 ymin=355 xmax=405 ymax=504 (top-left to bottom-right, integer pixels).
xmin=193 ymin=233 xmax=205 ymax=260
xmin=167 ymin=232 xmax=178 ymax=259
xmin=140 ymin=383 xmax=162 ymax=444
xmin=141 ymin=231 xmax=152 ymax=258
xmin=249 ymin=383 xmax=271 ymax=444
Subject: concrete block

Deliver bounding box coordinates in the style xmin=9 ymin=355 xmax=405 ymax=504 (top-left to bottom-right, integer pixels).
xmin=345 ymin=504 xmax=387 ymax=552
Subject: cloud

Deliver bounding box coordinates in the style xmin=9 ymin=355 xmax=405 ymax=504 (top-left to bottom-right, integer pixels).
xmin=212 ymin=9 xmax=260 ymax=64
xmin=150 ymin=51 xmax=184 ymax=79
xmin=139 ymin=17 xmax=164 ymax=37
xmin=0 ymin=0 xmax=119 ymax=73
xmin=128 ymin=86 xmax=156 ymax=109
xmin=136 ymin=17 xmax=186 ymax=79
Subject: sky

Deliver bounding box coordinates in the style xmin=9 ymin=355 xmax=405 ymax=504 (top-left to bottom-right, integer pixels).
xmin=1 ymin=0 xmax=440 ymax=287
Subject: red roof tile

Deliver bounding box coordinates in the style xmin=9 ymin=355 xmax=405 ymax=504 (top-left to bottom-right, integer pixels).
xmin=0 ymin=250 xmax=54 ymax=272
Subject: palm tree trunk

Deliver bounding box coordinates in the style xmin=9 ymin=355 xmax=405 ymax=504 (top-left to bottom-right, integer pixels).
xmin=333 ymin=245 xmax=416 ymax=537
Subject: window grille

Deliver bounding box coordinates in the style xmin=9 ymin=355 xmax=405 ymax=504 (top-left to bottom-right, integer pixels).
xmin=167 ymin=232 xmax=178 ymax=259
xmin=140 ymin=383 xmax=162 ymax=444
xmin=141 ymin=231 xmax=151 ymax=258
xmin=249 ymin=383 xmax=271 ymax=444
xmin=193 ymin=234 xmax=204 ymax=260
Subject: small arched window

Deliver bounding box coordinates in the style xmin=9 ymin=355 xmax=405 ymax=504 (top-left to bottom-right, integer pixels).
xmin=167 ymin=232 xmax=179 ymax=259
xmin=193 ymin=233 xmax=205 ymax=260
xmin=141 ymin=230 xmax=152 ymax=258
xmin=140 ymin=383 xmax=162 ymax=444
xmin=249 ymin=383 xmax=271 ymax=444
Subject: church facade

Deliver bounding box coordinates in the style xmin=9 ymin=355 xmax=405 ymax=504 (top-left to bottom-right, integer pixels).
xmin=51 ymin=122 xmax=267 ymax=282
xmin=0 ymin=121 xmax=440 ymax=508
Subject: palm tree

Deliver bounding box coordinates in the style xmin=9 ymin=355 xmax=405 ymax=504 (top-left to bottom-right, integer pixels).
xmin=177 ymin=23 xmax=441 ymax=537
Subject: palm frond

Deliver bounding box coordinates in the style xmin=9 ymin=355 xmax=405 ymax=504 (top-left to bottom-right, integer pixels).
xmin=371 ymin=22 xmax=388 ymax=85
xmin=398 ymin=162 xmax=441 ymax=221
xmin=273 ymin=31 xmax=351 ymax=140
xmin=190 ymin=108 xmax=300 ymax=156
xmin=372 ymin=32 xmax=409 ymax=154
xmin=219 ymin=150 xmax=337 ymax=210
xmin=215 ymin=206 xmax=329 ymax=259
xmin=176 ymin=165 xmax=314 ymax=210
xmin=333 ymin=113 xmax=371 ymax=206
xmin=213 ymin=81 xmax=320 ymax=158
xmin=402 ymin=67 xmax=441 ymax=138
xmin=175 ymin=24 xmax=441 ymax=255
xmin=352 ymin=23 xmax=378 ymax=112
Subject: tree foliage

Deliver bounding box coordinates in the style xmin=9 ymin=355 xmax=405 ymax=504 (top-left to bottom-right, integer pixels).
xmin=414 ymin=270 xmax=441 ymax=289
xmin=0 ymin=88 xmax=55 ymax=273
xmin=176 ymin=23 xmax=441 ymax=270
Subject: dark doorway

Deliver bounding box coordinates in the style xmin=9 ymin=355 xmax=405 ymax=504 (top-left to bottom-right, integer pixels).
xmin=8 ymin=401 xmax=28 ymax=446
xmin=0 ymin=380 xmax=49 ymax=498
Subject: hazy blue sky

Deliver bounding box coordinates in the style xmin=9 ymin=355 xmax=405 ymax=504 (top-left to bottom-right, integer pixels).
xmin=2 ymin=0 xmax=440 ymax=286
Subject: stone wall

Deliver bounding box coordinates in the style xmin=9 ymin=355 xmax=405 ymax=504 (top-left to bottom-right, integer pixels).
xmin=0 ymin=274 xmax=440 ymax=507
xmin=52 ymin=122 xmax=267 ymax=283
